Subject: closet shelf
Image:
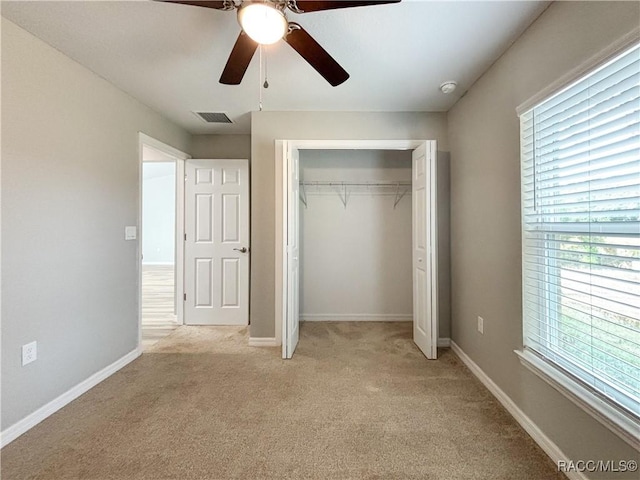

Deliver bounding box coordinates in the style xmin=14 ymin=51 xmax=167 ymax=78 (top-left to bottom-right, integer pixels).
xmin=298 ymin=181 xmax=411 ymax=209
xmin=299 ymin=181 xmax=411 ymax=187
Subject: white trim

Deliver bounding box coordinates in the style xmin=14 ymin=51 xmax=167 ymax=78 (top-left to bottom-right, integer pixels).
xmin=283 ymin=139 xmax=425 ymax=151
xmin=450 ymin=342 xmax=586 ymax=480
xmin=1 ymin=348 xmax=141 ymax=448
xmin=516 ymin=28 xmax=640 ymax=116
xmin=249 ymin=337 xmax=278 ymax=347
xmin=427 ymin=141 xmax=439 ymax=359
xmin=437 ymin=337 xmax=451 ymax=348
xmin=175 ymin=157 xmax=185 ymax=326
xmin=275 ymin=140 xmax=285 ymax=350
xmin=301 ymin=314 xmax=412 ymax=322
xmin=516 ymin=350 xmax=640 ymax=450
xmin=138 ymin=132 xmax=191 ymax=161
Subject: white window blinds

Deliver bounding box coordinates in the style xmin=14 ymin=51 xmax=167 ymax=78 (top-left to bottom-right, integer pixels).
xmin=520 ymin=43 xmax=640 ymax=418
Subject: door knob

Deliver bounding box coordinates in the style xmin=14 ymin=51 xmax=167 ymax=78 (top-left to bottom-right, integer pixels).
xmin=233 ymin=247 xmax=248 ymax=253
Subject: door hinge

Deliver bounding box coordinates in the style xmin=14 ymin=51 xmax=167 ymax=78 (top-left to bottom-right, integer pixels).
xmin=183 ymin=293 xmax=186 ymax=301
xmin=184 ymin=233 xmax=187 ymax=241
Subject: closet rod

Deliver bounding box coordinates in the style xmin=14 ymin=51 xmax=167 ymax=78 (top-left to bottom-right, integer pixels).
xmin=299 ymin=181 xmax=411 ymax=209
xmin=299 ymin=181 xmax=411 ymax=186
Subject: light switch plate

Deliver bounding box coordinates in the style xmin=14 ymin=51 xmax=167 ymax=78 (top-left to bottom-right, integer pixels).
xmin=125 ymin=226 xmax=137 ymax=240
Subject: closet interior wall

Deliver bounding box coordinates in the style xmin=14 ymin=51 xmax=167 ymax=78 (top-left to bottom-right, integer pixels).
xmin=299 ymin=149 xmax=413 ymax=321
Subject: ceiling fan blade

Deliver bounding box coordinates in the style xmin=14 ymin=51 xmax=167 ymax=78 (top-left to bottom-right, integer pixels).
xmin=220 ymin=32 xmax=259 ymax=85
xmin=289 ymin=0 xmax=400 ymax=13
xmin=155 ymin=1 xmax=232 ymax=10
xmin=284 ymin=24 xmax=349 ymax=86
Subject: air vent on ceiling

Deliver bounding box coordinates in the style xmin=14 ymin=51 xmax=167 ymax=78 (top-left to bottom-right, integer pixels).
xmin=193 ymin=112 xmax=233 ymax=124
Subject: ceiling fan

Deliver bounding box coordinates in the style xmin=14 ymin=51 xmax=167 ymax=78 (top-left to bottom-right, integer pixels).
xmin=156 ymin=0 xmax=401 ymax=86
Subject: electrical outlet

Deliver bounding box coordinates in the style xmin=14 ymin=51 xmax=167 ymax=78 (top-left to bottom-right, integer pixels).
xmin=22 ymin=341 xmax=37 ymax=366
xmin=477 ymin=316 xmax=484 ymax=334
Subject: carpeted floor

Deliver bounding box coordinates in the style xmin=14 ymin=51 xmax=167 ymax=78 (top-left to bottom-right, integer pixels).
xmin=1 ymin=322 xmax=564 ymax=480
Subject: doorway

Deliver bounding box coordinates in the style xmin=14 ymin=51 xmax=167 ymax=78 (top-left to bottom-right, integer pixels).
xmin=276 ymin=140 xmax=439 ymax=360
xmin=138 ymin=134 xmax=189 ymax=349
xmin=138 ymin=135 xmax=251 ymax=348
xmin=141 ymin=159 xmax=177 ymax=347
xmin=298 ymin=149 xmax=413 ymax=323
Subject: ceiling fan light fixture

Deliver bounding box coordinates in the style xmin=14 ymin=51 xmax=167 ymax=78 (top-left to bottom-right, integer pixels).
xmin=238 ymin=3 xmax=287 ymax=45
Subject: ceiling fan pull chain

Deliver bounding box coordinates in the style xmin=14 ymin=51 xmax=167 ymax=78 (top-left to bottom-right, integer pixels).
xmin=263 ymin=45 xmax=270 ymax=89
xmin=258 ymin=45 xmax=263 ymax=111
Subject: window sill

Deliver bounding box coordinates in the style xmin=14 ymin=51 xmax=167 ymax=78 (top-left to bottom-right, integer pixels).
xmin=515 ymin=349 xmax=640 ymax=450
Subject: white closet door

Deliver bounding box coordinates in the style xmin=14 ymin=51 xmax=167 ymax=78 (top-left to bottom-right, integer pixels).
xmin=412 ymin=143 xmax=438 ymax=359
xmin=284 ymin=146 xmax=300 ymax=358
xmin=184 ymin=159 xmax=249 ymax=325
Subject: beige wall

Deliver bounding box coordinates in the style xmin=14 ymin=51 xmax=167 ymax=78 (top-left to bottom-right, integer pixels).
xmin=299 ymin=150 xmax=413 ymax=320
xmin=447 ymin=2 xmax=639 ymax=476
xmin=250 ymin=111 xmax=449 ymax=338
xmin=1 ymin=18 xmax=191 ymax=430
xmin=190 ymin=134 xmax=251 ymax=160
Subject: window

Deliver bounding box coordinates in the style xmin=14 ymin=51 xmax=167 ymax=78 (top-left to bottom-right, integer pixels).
xmin=520 ymin=43 xmax=640 ymax=425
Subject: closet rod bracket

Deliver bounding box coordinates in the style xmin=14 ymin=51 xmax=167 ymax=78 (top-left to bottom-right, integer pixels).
xmin=300 ymin=182 xmax=308 ymax=208
xmin=339 ymin=182 xmax=348 ymax=209
xmin=393 ymin=182 xmax=410 ymax=208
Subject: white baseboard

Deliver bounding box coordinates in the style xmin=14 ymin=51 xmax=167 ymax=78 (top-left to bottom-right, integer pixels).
xmin=248 ymin=337 xmax=278 ymax=347
xmin=450 ymin=341 xmax=585 ymax=480
xmin=437 ymin=337 xmax=451 ymax=348
xmin=1 ymin=347 xmax=141 ymax=448
xmin=301 ymin=314 xmax=412 ymax=322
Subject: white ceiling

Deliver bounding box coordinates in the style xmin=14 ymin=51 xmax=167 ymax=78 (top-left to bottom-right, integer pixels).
xmin=2 ymin=0 xmax=549 ymax=134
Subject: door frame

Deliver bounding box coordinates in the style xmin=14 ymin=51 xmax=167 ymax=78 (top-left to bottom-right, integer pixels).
xmin=138 ymin=133 xmax=191 ymax=349
xmin=275 ymin=139 xmax=438 ymax=359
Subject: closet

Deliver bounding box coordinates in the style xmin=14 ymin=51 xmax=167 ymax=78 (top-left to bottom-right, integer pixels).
xmin=299 ymin=149 xmax=413 ymax=322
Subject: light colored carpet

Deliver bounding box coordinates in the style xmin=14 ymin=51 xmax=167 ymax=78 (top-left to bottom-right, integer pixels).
xmin=1 ymin=322 xmax=564 ymax=480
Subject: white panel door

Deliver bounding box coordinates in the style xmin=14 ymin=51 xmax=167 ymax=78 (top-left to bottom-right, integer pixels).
xmin=413 ymin=143 xmax=438 ymax=359
xmin=184 ymin=159 xmax=249 ymax=325
xmin=284 ymin=146 xmax=300 ymax=358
